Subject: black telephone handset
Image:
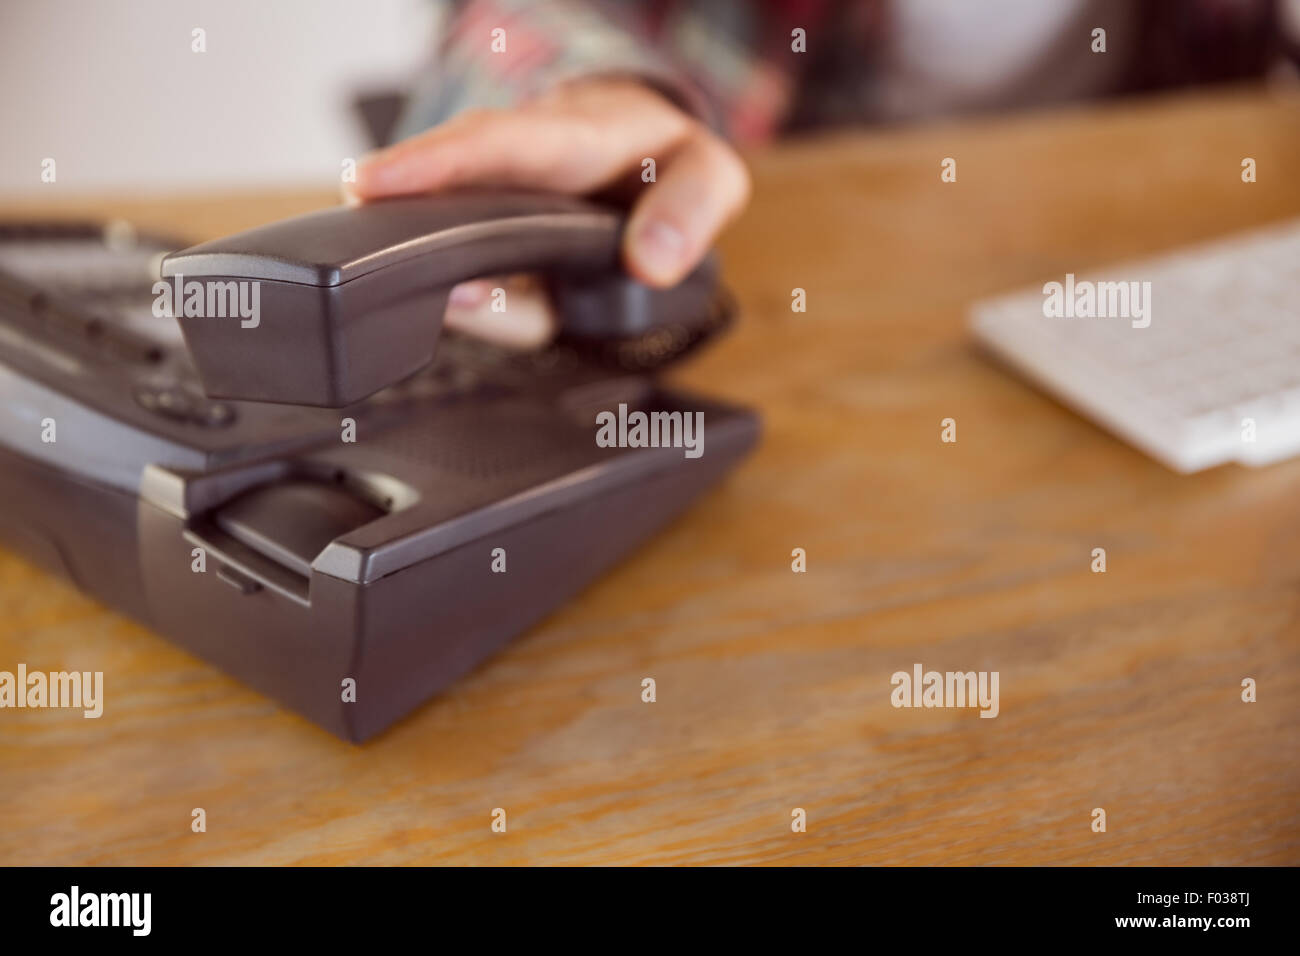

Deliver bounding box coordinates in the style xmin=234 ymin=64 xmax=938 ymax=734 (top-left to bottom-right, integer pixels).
xmin=161 ymin=191 xmax=726 ymax=407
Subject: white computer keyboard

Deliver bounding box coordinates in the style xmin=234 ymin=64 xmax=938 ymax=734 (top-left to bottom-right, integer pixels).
xmin=970 ymin=218 xmax=1300 ymax=473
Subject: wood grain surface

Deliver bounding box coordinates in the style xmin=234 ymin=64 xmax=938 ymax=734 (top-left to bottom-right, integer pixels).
xmin=1 ymin=86 xmax=1298 ymax=865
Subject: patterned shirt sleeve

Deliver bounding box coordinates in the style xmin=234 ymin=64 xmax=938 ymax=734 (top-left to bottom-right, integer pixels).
xmin=393 ymin=0 xmax=803 ymax=144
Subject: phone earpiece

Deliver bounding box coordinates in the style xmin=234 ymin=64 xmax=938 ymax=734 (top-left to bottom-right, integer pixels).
xmin=551 ymin=256 xmax=733 ymax=371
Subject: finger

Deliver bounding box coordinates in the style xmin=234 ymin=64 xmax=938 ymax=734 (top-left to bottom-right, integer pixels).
xmin=622 ymin=128 xmax=751 ymax=287
xmin=348 ymin=88 xmax=691 ymax=200
xmin=443 ymin=275 xmax=556 ymax=349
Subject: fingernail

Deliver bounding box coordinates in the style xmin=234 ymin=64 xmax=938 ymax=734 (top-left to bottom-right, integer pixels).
xmin=355 ymin=148 xmax=387 ymax=170
xmin=632 ymin=220 xmax=687 ymax=283
xmin=355 ymin=152 xmax=410 ymax=194
xmin=361 ymin=162 xmax=400 ymax=191
xmin=448 ymin=280 xmax=491 ymax=307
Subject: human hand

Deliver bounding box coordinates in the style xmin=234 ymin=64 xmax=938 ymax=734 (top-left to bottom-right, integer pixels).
xmin=345 ymin=78 xmax=750 ymax=347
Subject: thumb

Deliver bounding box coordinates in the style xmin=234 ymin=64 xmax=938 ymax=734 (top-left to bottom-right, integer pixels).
xmin=623 ymin=130 xmax=751 ymax=287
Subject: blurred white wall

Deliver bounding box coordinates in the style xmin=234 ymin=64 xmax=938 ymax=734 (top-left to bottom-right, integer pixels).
xmin=0 ymin=0 xmax=440 ymax=196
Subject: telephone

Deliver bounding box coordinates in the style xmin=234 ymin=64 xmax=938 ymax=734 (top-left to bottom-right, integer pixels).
xmin=0 ymin=192 xmax=759 ymax=741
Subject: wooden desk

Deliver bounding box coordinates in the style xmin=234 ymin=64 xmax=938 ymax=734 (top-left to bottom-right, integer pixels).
xmin=2 ymin=87 xmax=1298 ymax=865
